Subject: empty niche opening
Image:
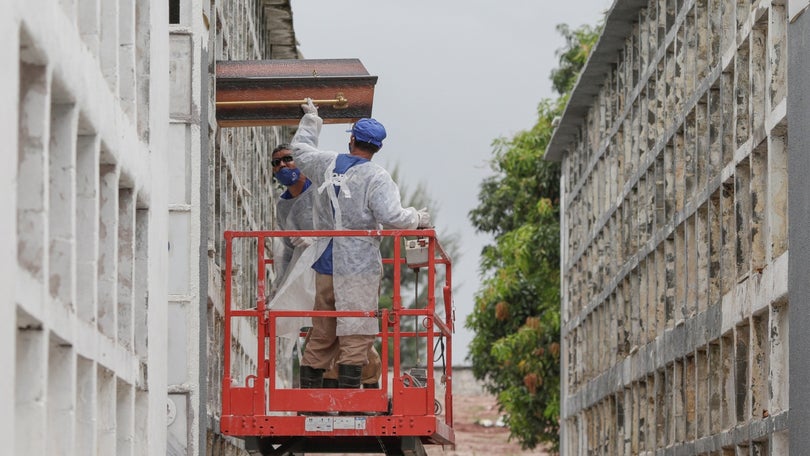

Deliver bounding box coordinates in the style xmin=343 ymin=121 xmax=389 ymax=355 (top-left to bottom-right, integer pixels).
xmin=685 ymin=355 xmax=697 ymax=439
xmin=750 ymin=140 xmax=768 ymax=271
xmin=768 ymin=2 xmax=787 ymax=109
xmin=96 ymin=366 xmax=116 ymax=454
xmin=76 ymin=129 xmax=99 ymax=324
xmin=169 ymin=0 xmax=180 ymax=24
xmin=134 ymin=206 xmax=149 ymax=359
xmin=751 ymin=311 xmax=769 ymax=421
xmin=751 ymin=15 xmax=768 ymax=132
xmin=18 ymin=28 xmax=48 ymax=279
xmin=48 ymin=333 xmax=75 ymax=452
xmin=75 ymin=356 xmax=96 ymax=455
xmin=768 ymin=122 xmax=788 ymax=258
xmin=696 ymin=347 xmax=709 ymax=438
xmin=116 ymin=378 xmax=134 ymax=455
xmin=721 ymin=331 xmax=735 ymax=429
xmin=752 ymin=438 xmax=770 ymax=456
xmin=708 ymin=341 xmax=723 ymax=434
xmin=118 ymin=185 xmax=135 ymax=349
xmin=98 ymin=162 xmax=119 ymax=339
xmin=16 ymin=307 xmax=45 ymax=456
xmin=49 ymin=76 xmax=78 ymax=307
xmin=735 ymin=38 xmax=751 ymax=149
xmin=735 ymin=322 xmax=750 ymax=423
xmin=735 ymin=158 xmax=752 ymax=280
xmin=769 ymin=299 xmax=788 ymax=414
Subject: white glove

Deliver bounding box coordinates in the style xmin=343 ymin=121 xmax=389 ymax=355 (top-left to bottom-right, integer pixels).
xmin=301 ymin=98 xmax=318 ymax=115
xmin=290 ymin=236 xmax=313 ymax=248
xmin=416 ymin=207 xmax=431 ymax=228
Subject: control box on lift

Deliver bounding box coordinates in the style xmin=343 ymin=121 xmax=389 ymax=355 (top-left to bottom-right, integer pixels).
xmin=405 ymin=237 xmax=430 ymax=268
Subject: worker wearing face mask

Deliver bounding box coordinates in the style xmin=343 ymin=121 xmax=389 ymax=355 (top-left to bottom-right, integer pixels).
xmin=271 ymin=144 xmax=313 ymax=287
xmin=290 ymin=99 xmax=430 ymax=391
xmin=266 ymin=144 xmax=316 ymax=388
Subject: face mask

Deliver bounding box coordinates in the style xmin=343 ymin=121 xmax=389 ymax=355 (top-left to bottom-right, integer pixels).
xmin=275 ymin=167 xmax=300 ymax=186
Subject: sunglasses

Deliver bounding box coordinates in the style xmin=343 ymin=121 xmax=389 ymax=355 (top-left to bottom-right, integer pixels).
xmin=272 ymin=155 xmax=294 ymax=167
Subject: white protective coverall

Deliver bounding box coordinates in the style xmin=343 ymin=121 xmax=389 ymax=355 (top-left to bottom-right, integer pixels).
xmin=266 ymin=182 xmax=319 ymax=389
xmin=289 ymin=111 xmax=421 ymax=338
xmin=273 ymin=185 xmax=315 ymax=291
xmin=268 ymin=184 xmax=320 ymax=334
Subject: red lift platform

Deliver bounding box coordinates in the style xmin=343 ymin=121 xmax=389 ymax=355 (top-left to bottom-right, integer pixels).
xmin=220 ymin=229 xmax=455 ymax=456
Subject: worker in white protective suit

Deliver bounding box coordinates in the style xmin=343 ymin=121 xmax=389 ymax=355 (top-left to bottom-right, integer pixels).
xmin=289 ymin=98 xmax=431 ymax=390
xmin=266 ymin=143 xmax=316 ymax=388
xmin=269 ymin=144 xmax=382 ymax=389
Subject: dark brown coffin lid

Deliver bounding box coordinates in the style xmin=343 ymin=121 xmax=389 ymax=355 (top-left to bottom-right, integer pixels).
xmin=216 ymin=59 xmax=378 ymax=127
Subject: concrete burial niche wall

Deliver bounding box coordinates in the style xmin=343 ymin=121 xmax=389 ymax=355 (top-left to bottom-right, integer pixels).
xmin=216 ymin=58 xmax=377 ymax=126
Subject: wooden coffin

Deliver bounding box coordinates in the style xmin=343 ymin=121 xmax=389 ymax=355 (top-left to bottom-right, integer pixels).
xmin=216 ymin=59 xmax=378 ymax=127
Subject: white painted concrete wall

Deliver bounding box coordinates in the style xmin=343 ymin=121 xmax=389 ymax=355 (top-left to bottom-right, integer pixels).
xmin=2 ymin=1 xmax=300 ymax=454
xmin=557 ymin=0 xmax=795 ymax=453
xmin=2 ymin=1 xmax=169 ymax=455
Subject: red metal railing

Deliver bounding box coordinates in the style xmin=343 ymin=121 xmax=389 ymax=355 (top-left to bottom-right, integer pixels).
xmin=220 ymin=229 xmax=454 ymax=445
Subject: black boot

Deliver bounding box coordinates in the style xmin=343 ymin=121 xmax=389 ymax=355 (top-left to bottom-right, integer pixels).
xmin=337 ymin=364 xmax=363 ymax=389
xmin=323 ymin=378 xmax=339 ymax=388
xmin=362 ymin=381 xmax=380 ymax=389
xmin=300 ymin=365 xmax=324 ymax=388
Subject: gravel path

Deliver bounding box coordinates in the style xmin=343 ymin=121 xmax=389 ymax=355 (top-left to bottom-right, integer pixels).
xmin=426 ymin=393 xmax=551 ymax=456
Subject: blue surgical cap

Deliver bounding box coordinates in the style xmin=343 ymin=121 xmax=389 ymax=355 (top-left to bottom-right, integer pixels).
xmin=348 ymin=118 xmax=387 ymax=147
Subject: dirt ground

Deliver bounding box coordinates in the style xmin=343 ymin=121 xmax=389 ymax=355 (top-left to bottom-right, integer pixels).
xmin=424 ymin=394 xmax=552 ymax=456
xmin=326 ymin=392 xmax=552 ymax=456
xmin=327 ymin=368 xmax=553 ymax=456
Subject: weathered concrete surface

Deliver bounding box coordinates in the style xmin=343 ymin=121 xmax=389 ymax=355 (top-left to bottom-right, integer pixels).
xmin=547 ymin=0 xmax=798 ymax=453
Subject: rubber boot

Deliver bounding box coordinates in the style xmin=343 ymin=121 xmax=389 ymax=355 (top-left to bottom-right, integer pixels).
xmin=337 ymin=364 xmax=363 ymax=389
xmin=299 ymin=365 xmax=324 ymax=389
xmin=322 ymin=378 xmax=339 ymax=388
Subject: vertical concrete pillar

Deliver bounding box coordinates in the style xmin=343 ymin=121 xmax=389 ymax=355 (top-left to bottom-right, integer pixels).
xmin=0 ymin=8 xmax=19 ymax=451
xmin=788 ymin=4 xmax=810 ymax=455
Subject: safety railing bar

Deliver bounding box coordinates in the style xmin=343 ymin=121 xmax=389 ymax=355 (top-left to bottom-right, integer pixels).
xmin=225 ymin=228 xmax=437 ymax=238
xmin=380 ymin=309 xmax=390 ymax=393
xmin=256 ymin=237 xmax=267 ymax=411
xmin=229 ymin=310 xmax=263 ymax=317
xmin=261 ymin=309 xmax=382 ymax=318
xmin=222 ymin=234 xmax=234 ymax=414
xmin=384 ymin=325 xmax=451 ymax=339
xmin=396 ymin=308 xmax=435 ymax=316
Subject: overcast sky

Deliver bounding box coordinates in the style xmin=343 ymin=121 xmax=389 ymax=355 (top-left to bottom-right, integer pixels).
xmin=289 ymin=1 xmax=613 ymax=365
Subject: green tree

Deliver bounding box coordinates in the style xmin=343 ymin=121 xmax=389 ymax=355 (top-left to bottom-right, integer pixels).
xmin=380 ymin=166 xmax=460 ymax=369
xmin=466 ymin=23 xmax=601 ymax=452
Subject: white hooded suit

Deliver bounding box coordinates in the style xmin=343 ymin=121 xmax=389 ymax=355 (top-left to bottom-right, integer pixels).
xmin=289 ymin=111 xmax=421 ymax=336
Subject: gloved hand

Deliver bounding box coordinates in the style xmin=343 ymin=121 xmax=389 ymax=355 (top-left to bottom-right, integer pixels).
xmin=416 ymin=208 xmax=431 ymax=228
xmin=290 ymin=236 xmax=313 ymax=248
xmin=301 ymin=98 xmax=318 ymax=115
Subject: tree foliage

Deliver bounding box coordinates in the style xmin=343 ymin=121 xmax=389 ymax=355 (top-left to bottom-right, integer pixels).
xmin=466 ymin=23 xmax=601 ymax=452
xmin=380 ymin=166 xmax=460 ymax=368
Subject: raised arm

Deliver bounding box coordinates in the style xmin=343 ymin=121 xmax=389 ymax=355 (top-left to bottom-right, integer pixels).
xmin=290 ymin=98 xmax=333 ymax=183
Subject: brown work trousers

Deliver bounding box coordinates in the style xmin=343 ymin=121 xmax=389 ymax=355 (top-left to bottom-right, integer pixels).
xmin=300 ymin=272 xmax=374 ymax=369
